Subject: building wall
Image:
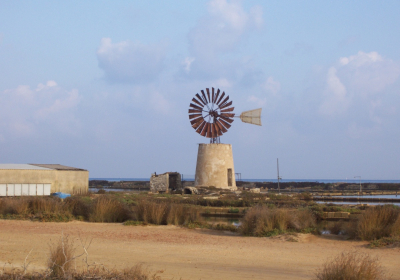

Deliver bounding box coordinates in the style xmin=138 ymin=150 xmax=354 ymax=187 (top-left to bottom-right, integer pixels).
xmin=0 ymin=169 xmax=88 ymax=194
xmin=150 ymin=173 xmax=169 ymax=193
xmin=195 ymin=143 xmax=237 ymax=190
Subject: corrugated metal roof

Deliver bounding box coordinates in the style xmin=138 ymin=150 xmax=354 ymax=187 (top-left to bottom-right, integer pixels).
xmin=0 ymin=164 xmax=52 ymax=170
xmin=29 ymin=164 xmax=87 ymax=171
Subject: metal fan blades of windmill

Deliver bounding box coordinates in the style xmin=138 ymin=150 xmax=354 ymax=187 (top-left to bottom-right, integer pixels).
xmin=188 ymin=88 xmax=235 ymax=142
xmin=239 ymin=108 xmax=262 ymax=126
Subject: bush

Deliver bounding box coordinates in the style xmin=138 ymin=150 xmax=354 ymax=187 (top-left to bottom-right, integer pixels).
xmin=315 ymin=252 xmax=386 ymax=280
xmin=239 ymin=205 xmax=316 ymax=236
xmin=133 ymin=200 xmax=201 ymax=226
xmin=48 ymin=235 xmax=75 ymax=277
xmin=0 ymin=197 xmax=30 ymax=216
xmin=353 ymin=205 xmax=400 ymax=240
xmin=89 ymin=195 xmax=131 ymax=223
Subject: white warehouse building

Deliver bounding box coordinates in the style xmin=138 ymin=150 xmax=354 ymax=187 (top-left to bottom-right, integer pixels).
xmin=0 ymin=164 xmax=89 ymax=196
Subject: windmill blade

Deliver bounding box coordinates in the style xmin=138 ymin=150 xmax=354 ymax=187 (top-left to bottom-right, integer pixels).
xmin=221 ymin=107 xmax=234 ymax=113
xmin=240 ymin=108 xmax=262 ymax=126
xmin=219 ymin=96 xmax=230 ymax=107
xmin=196 ymin=121 xmax=206 ymax=134
xmin=192 ymin=98 xmax=203 ymax=107
xmin=214 ymin=89 xmax=220 ymax=104
xmin=221 ymin=113 xmax=235 ymax=118
xmin=201 ymin=90 xmax=208 ymax=105
xmin=189 ymin=109 xmax=202 ymax=114
xmin=220 ymin=101 xmax=233 ymax=110
xmin=195 ymin=94 xmax=206 ymax=106
xmin=219 ymin=118 xmax=232 ymax=129
xmin=189 ymin=113 xmax=202 ymax=119
xmin=216 ymin=120 xmax=228 ymax=133
xmin=214 ymin=123 xmax=223 ymax=136
xmin=206 ymin=88 xmax=211 ymax=103
xmin=208 ymin=122 xmax=213 ymax=138
xmin=220 ymin=115 xmax=234 ymax=123
xmin=211 ymin=88 xmax=215 ymax=103
xmin=212 ymin=123 xmax=217 ymax=138
xmin=190 ymin=103 xmax=203 ymax=111
xmin=217 ymin=91 xmax=225 ymax=105
xmin=201 ymin=122 xmax=209 ymax=137
xmin=190 ymin=117 xmax=203 ymax=126
xmin=192 ymin=118 xmax=204 ymax=129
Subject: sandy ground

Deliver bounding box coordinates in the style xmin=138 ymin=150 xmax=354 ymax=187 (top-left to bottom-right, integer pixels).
xmin=0 ymin=220 xmax=399 ymax=280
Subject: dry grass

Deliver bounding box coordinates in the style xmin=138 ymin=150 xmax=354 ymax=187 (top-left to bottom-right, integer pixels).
xmin=240 ymin=205 xmax=316 ymax=236
xmin=48 ymin=235 xmax=75 ymax=277
xmin=0 ymin=197 xmax=30 ymax=216
xmin=315 ymin=251 xmax=386 ymax=280
xmin=89 ymin=195 xmax=130 ymax=223
xmin=133 ymin=200 xmax=201 ymax=226
xmin=353 ymin=205 xmax=400 ymax=240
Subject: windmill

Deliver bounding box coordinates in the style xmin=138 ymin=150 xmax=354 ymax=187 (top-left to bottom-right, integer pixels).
xmin=188 ymin=87 xmax=262 ymax=190
xmin=189 ymin=87 xmax=262 ymax=143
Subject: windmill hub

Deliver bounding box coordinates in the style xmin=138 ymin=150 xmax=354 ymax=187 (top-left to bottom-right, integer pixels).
xmin=188 ymin=88 xmax=262 ymax=190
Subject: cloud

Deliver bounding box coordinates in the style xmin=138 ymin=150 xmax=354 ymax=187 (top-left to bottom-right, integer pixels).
xmin=97 ymin=38 xmax=166 ymax=83
xmin=0 ymin=81 xmax=81 ymax=140
xmin=247 ymin=95 xmax=266 ymax=107
xmin=319 ymin=51 xmax=400 ymax=116
xmin=190 ymin=0 xmax=262 ymax=57
xmin=185 ymin=0 xmax=263 ymax=79
xmin=263 ymin=77 xmax=281 ymax=95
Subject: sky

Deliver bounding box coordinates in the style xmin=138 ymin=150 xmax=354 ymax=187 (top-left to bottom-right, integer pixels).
xmin=1 ymin=0 xmax=400 ymax=180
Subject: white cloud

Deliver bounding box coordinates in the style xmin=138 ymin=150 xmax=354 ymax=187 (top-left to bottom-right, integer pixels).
xmin=0 ymin=81 xmax=81 ymax=139
xmin=97 ymin=38 xmax=166 ymax=83
xmin=319 ymin=51 xmax=400 ymax=117
xmin=183 ymin=57 xmax=195 ymax=73
xmin=247 ymin=95 xmax=266 ymax=107
xmin=319 ymin=67 xmax=349 ymax=115
xmin=263 ymin=76 xmax=281 ymax=95
xmin=186 ymin=0 xmax=263 ymax=78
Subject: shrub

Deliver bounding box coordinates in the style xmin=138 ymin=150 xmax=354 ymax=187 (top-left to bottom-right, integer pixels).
xmin=0 ymin=197 xmax=30 ymax=216
xmin=89 ymin=195 xmax=131 ymax=223
xmin=354 ymin=205 xmax=400 ymax=240
xmin=64 ymin=196 xmax=91 ymax=220
xmin=133 ymin=200 xmax=201 ymax=226
xmin=48 ymin=235 xmax=75 ymax=277
xmin=239 ymin=205 xmax=316 ymax=236
xmin=315 ymin=252 xmax=386 ymax=280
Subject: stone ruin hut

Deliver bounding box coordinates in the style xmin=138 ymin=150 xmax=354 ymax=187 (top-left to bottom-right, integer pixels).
xmin=150 ymin=172 xmax=182 ymax=193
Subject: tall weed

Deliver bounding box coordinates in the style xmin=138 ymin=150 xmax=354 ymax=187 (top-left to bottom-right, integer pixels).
xmin=315 ymin=251 xmax=386 ymax=280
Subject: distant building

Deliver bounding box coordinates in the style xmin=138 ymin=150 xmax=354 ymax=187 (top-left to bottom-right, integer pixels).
xmin=0 ymin=164 xmax=88 ymax=196
xmin=150 ymin=172 xmax=182 ymax=193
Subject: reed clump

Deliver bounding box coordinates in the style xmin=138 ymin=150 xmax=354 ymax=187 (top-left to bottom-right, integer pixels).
xmin=89 ymin=195 xmax=131 ymax=223
xmin=350 ymin=205 xmax=400 ymax=241
xmin=0 ymin=197 xmax=30 ymax=216
xmin=48 ymin=235 xmax=75 ymax=277
xmin=133 ymin=199 xmax=201 ymax=226
xmin=315 ymin=251 xmax=386 ymax=280
xmin=239 ymin=205 xmax=316 ymax=236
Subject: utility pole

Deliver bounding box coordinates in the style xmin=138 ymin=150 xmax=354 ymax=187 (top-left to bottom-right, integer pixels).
xmin=354 ymin=176 xmax=362 ymax=195
xmin=277 ymin=158 xmax=281 ymax=193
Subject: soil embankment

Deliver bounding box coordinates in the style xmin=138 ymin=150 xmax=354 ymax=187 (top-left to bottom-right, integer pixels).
xmin=0 ymin=220 xmax=399 ymax=280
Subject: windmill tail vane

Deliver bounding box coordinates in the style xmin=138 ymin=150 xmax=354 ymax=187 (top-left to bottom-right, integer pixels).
xmin=188 ymin=87 xmax=262 ymax=143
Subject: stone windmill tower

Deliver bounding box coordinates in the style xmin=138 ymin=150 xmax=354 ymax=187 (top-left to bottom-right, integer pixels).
xmin=188 ymin=88 xmax=262 ymax=190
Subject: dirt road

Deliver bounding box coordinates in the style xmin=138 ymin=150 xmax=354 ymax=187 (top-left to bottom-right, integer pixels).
xmin=0 ymin=220 xmax=399 ymax=279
